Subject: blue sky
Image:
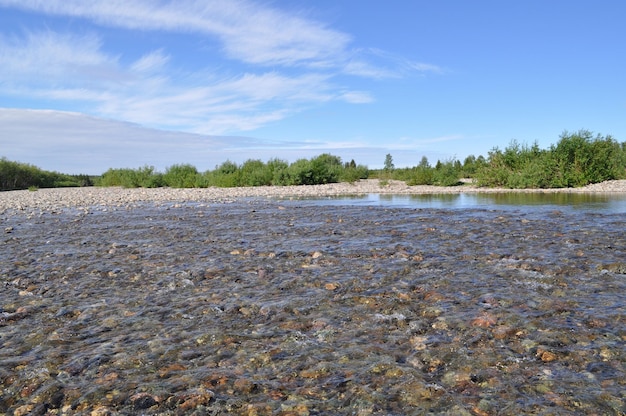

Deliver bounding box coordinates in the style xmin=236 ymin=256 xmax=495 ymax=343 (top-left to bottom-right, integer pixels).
xmin=1 ymin=1 xmax=625 ymax=174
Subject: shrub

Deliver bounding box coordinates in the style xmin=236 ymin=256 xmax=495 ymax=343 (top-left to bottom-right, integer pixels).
xmin=549 ymin=130 xmax=625 ymax=187
xmin=286 ymin=159 xmax=315 ymax=185
xmin=432 ymin=159 xmax=462 ymax=186
xmin=0 ymin=158 xmax=40 ymax=190
xmin=408 ymin=156 xmax=434 ymax=185
xmin=98 ymin=166 xmax=162 ymax=188
xmin=206 ymin=160 xmax=240 ymax=187
xmin=163 ymin=164 xmax=200 ymax=188
xmin=310 ymin=153 xmax=342 ymax=184
xmin=408 ymin=167 xmax=434 ymax=185
xmin=339 ymin=164 xmax=368 ymax=184
xmin=475 ymin=131 xmax=626 ymax=188
xmin=267 ymin=158 xmax=290 ymax=185
xmin=0 ymin=158 xmax=87 ymax=190
xmin=240 ymin=159 xmax=273 ymax=186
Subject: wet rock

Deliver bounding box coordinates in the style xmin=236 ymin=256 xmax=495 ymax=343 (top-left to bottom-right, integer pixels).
xmin=128 ymin=392 xmax=159 ymax=410
xmin=1 ymin=201 xmax=624 ymax=414
xmin=599 ymin=262 xmax=626 ymax=274
xmin=536 ymin=348 xmax=558 ymax=362
xmin=470 ymin=312 xmax=497 ymax=328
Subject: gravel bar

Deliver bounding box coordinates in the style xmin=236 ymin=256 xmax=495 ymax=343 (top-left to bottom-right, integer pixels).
xmin=2 ymin=179 xmax=626 ymax=214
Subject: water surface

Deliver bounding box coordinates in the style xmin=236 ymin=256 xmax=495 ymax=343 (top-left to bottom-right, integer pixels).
xmin=287 ymin=192 xmax=626 ymax=213
xmin=1 ymin=201 xmax=624 ymax=414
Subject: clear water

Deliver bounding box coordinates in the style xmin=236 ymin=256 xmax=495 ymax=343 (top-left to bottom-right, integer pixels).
xmin=284 ymin=192 xmax=626 ymax=213
xmin=1 ymin=200 xmax=624 ymax=414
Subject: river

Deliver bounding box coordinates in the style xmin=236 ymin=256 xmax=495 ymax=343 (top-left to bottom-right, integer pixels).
xmin=1 ymin=197 xmax=624 ymax=414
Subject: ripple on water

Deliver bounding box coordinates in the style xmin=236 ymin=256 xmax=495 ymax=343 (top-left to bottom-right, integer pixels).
xmin=1 ymin=202 xmax=624 ymax=414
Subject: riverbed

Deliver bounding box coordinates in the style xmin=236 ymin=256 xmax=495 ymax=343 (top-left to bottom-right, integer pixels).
xmin=1 ymin=199 xmax=624 ymax=415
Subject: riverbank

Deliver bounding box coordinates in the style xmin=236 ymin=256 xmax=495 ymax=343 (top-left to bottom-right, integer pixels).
xmin=2 ymin=179 xmax=626 ymax=214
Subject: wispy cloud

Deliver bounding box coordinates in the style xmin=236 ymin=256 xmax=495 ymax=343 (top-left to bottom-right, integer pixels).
xmin=0 ymin=0 xmax=441 ymax=135
xmin=344 ymin=48 xmax=445 ymax=78
xmin=131 ymin=50 xmax=170 ymax=73
xmin=1 ymin=0 xmax=352 ymax=68
xmin=0 ymin=30 xmax=358 ymax=133
xmin=0 ymin=31 xmax=114 ymax=82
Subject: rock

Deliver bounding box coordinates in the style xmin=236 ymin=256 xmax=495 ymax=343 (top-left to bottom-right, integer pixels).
xmin=471 ymin=312 xmax=497 ymax=328
xmin=128 ymin=392 xmax=159 ymax=410
xmin=537 ymin=348 xmax=558 ymax=362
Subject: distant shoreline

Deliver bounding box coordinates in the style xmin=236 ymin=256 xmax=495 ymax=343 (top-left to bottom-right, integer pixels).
xmin=2 ymin=179 xmax=626 ymax=214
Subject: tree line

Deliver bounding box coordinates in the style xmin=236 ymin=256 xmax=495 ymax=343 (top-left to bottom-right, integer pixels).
xmin=0 ymin=158 xmax=93 ymax=191
xmin=97 ymin=154 xmax=368 ymax=189
xmin=1 ymin=130 xmax=625 ymax=191
xmin=377 ymin=130 xmax=626 ymax=188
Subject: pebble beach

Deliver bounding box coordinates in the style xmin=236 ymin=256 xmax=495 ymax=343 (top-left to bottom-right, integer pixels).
xmin=2 ymin=179 xmax=626 ymax=214
xmin=1 ymin=180 xmax=625 ymax=415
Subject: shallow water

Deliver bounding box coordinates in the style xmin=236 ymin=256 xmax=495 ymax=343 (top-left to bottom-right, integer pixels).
xmin=286 ymin=192 xmax=626 ymax=214
xmin=1 ymin=200 xmax=624 ymax=415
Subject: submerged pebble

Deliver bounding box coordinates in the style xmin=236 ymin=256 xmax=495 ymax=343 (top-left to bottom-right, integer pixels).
xmin=1 ymin=201 xmax=624 ymax=414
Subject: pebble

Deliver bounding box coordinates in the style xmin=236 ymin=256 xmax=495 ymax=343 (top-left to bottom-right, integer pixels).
xmin=1 ymin=189 xmax=624 ymax=414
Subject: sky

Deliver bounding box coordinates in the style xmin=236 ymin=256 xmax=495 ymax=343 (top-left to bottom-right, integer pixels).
xmin=1 ymin=1 xmax=625 ymax=175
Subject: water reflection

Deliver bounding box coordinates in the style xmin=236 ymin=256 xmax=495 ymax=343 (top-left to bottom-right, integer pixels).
xmin=286 ymin=192 xmax=626 ymax=213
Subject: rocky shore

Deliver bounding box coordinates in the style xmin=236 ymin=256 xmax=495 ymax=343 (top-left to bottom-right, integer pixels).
xmin=2 ymin=179 xmax=626 ymax=214
xmin=1 ymin=197 xmax=624 ymax=414
xmin=1 ymin=179 xmax=625 ymax=414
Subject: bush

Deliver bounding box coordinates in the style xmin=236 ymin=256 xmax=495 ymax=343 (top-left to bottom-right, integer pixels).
xmin=98 ymin=166 xmax=163 ymax=188
xmin=549 ymin=130 xmax=625 ymax=187
xmin=407 ymin=156 xmax=434 ymax=185
xmin=286 ymin=159 xmax=315 ymax=185
xmin=205 ymin=160 xmax=240 ymax=187
xmin=474 ymin=131 xmax=626 ymax=188
xmin=310 ymin=153 xmax=342 ymax=184
xmin=339 ymin=164 xmax=368 ymax=184
xmin=432 ymin=159 xmax=462 ymax=186
xmin=408 ymin=167 xmax=434 ymax=185
xmin=0 ymin=157 xmax=89 ymax=190
xmin=267 ymin=158 xmax=290 ymax=185
xmin=163 ymin=164 xmax=200 ymax=188
xmin=0 ymin=158 xmax=41 ymax=190
xmin=201 ymin=155 xmax=363 ymax=187
xmin=239 ymin=159 xmax=273 ymax=186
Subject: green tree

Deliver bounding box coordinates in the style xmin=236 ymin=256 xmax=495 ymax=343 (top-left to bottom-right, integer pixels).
xmin=287 ymin=158 xmax=315 ymax=185
xmin=433 ymin=159 xmax=461 ymax=186
xmin=206 ymin=160 xmax=240 ymax=187
xmin=408 ymin=156 xmax=434 ymax=185
xmin=163 ymin=164 xmax=199 ymax=188
xmin=384 ymin=153 xmax=395 ymax=171
xmin=240 ymin=159 xmax=272 ymax=186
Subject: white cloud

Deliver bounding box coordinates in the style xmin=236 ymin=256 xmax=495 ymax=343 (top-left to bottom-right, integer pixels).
xmin=131 ymin=50 xmax=170 ymax=73
xmin=0 ymin=31 xmax=114 ymax=82
xmin=0 ymin=0 xmax=441 ymax=75
xmin=0 ymin=30 xmax=356 ymax=134
xmin=0 ymin=0 xmax=442 ymax=136
xmin=338 ymin=91 xmax=374 ymax=104
xmin=1 ymin=0 xmax=351 ymax=68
